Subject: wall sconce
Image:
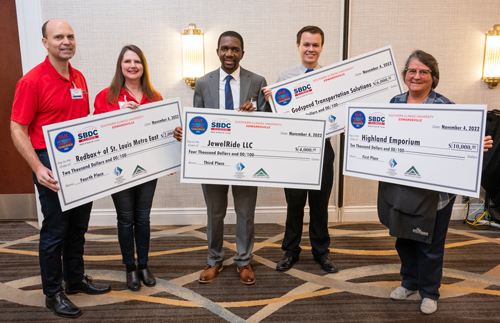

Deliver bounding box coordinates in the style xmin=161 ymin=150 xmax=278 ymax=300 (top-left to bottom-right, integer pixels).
xmin=182 ymin=23 xmax=204 ymax=89
xmin=483 ymin=24 xmax=500 ymax=89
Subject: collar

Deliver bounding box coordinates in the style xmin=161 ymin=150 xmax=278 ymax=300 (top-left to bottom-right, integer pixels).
xmin=120 ymin=87 xmax=144 ymax=104
xmin=399 ymin=92 xmax=409 ymax=102
xmin=298 ymin=62 xmax=322 ymax=73
xmin=423 ymin=89 xmax=438 ymax=103
xmin=399 ymin=89 xmax=436 ymax=103
xmin=220 ymin=66 xmax=241 ymax=82
xmin=42 ymin=56 xmax=74 ymax=81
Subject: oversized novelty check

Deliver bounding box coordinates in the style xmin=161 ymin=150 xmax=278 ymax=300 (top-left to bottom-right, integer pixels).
xmin=43 ymin=98 xmax=182 ymax=211
xmin=180 ymin=108 xmax=327 ymax=189
xmin=267 ymin=46 xmax=403 ymax=137
xmin=343 ymin=103 xmax=487 ymax=197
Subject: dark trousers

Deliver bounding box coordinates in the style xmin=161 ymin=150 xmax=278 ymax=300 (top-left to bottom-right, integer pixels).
xmin=397 ymin=196 xmax=456 ymax=300
xmin=34 ymin=150 xmax=92 ymax=297
xmin=111 ymin=179 xmax=157 ymax=265
xmin=282 ymin=140 xmax=334 ymax=259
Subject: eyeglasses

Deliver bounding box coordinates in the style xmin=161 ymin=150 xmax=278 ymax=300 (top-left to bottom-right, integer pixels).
xmin=405 ymin=68 xmax=432 ymax=76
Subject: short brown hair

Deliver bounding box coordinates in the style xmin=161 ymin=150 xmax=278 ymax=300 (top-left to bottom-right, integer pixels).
xmin=402 ymin=50 xmax=440 ymax=89
xmin=296 ymin=26 xmax=324 ymax=46
xmin=42 ymin=20 xmax=50 ymax=38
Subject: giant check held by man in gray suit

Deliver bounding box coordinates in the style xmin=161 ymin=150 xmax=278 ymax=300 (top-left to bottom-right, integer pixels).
xmin=174 ymin=31 xmax=270 ymax=285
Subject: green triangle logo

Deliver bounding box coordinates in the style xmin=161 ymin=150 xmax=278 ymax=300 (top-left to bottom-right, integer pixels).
xmin=133 ymin=165 xmax=147 ymax=175
xmin=404 ymin=166 xmax=420 ymax=176
xmin=253 ymin=168 xmax=269 ymax=177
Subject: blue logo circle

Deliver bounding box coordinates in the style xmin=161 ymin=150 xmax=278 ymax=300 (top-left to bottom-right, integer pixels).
xmin=275 ymin=88 xmax=292 ymax=106
xmin=351 ymin=111 xmax=366 ymax=129
xmin=189 ymin=116 xmax=208 ymax=135
xmin=54 ymin=131 xmax=75 ymax=152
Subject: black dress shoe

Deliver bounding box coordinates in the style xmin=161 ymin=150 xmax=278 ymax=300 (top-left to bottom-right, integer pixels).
xmin=276 ymin=255 xmax=299 ymax=271
xmin=46 ymin=291 xmax=82 ymax=318
xmin=127 ymin=270 xmax=141 ymax=291
xmin=65 ymin=275 xmax=111 ymax=295
xmin=138 ymin=268 xmax=156 ymax=287
xmin=314 ymin=255 xmax=339 ymax=273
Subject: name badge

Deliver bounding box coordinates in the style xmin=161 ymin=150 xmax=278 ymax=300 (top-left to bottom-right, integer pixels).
xmin=119 ymin=101 xmax=125 ymax=109
xmin=70 ymin=88 xmax=83 ymax=99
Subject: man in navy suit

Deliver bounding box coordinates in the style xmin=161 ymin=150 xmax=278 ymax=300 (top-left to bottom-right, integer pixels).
xmin=174 ymin=31 xmax=269 ymax=285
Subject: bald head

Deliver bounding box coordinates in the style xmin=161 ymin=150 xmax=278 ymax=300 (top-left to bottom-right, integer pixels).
xmin=42 ymin=19 xmax=76 ymax=62
xmin=42 ymin=19 xmax=73 ymax=38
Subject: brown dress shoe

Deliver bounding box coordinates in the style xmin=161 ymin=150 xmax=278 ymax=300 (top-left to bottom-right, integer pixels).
xmin=237 ymin=265 xmax=255 ymax=285
xmin=199 ymin=265 xmax=223 ymax=283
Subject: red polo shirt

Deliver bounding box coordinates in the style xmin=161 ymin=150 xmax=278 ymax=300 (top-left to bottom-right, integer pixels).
xmin=11 ymin=56 xmax=90 ymax=149
xmin=93 ymin=87 xmax=162 ymax=115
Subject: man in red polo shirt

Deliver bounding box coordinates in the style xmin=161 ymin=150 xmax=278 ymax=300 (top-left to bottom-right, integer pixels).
xmin=10 ymin=19 xmax=110 ymax=318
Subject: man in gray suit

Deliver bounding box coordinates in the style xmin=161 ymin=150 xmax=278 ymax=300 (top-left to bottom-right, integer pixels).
xmin=174 ymin=31 xmax=269 ymax=285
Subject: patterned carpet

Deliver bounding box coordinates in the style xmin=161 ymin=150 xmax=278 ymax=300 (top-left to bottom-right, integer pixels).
xmin=1 ymin=220 xmax=500 ymax=322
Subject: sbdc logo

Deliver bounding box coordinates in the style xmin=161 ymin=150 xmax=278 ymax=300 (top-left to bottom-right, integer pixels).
xmin=368 ymin=112 xmax=385 ymax=127
xmin=369 ymin=116 xmax=385 ymax=123
xmin=211 ymin=120 xmax=231 ymax=131
xmin=211 ymin=119 xmax=231 ymax=134
xmin=293 ymin=82 xmax=312 ymax=98
xmin=78 ymin=126 xmax=99 ymax=144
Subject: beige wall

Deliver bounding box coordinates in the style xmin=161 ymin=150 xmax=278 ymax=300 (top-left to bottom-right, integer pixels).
xmin=40 ymin=0 xmax=499 ymax=213
xmin=344 ymin=0 xmax=500 ymax=207
xmin=41 ymin=0 xmax=343 ymax=210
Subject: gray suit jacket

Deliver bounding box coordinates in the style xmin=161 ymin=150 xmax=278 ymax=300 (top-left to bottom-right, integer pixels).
xmin=193 ymin=67 xmax=270 ymax=112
